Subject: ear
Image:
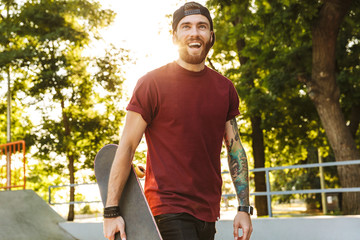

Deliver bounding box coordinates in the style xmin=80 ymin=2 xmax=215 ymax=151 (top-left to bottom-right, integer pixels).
xmin=210 ymin=31 xmax=214 ymax=43
xmin=172 ymin=31 xmax=178 ymax=45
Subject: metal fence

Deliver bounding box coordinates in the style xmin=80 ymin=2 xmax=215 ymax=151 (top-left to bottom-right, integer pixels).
xmin=48 ymin=175 xmax=236 ymax=206
xmin=48 ymin=160 xmax=360 ymax=218
xmin=250 ymin=159 xmax=360 ymax=217
xmin=48 ymin=183 xmax=101 ymax=205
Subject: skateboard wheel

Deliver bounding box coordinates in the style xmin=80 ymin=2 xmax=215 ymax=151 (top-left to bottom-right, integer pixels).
xmin=134 ymin=165 xmax=146 ymax=178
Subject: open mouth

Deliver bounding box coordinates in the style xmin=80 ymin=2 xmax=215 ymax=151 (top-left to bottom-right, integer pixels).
xmin=188 ymin=42 xmax=202 ymax=49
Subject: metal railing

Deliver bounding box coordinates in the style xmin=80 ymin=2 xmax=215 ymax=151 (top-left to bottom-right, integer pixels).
xmin=0 ymin=140 xmax=26 ymax=190
xmin=48 ymin=177 xmax=236 ymax=206
xmin=48 ymin=183 xmax=101 ymax=205
xmin=48 ymin=160 xmax=360 ymax=218
xmin=250 ymin=159 xmax=360 ymax=217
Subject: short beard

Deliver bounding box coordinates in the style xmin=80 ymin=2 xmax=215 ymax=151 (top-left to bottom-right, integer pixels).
xmin=177 ymin=37 xmax=212 ymax=64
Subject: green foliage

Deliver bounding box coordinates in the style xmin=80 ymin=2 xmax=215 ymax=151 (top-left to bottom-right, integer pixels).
xmin=207 ymin=0 xmax=359 ymax=209
xmin=29 ymin=44 xmax=129 ymax=173
xmin=208 ymin=0 xmax=322 ymax=160
xmin=26 ymin=157 xmax=64 ymax=201
xmin=0 ymin=0 xmax=130 ymax=219
xmin=0 ymin=90 xmax=33 ymax=144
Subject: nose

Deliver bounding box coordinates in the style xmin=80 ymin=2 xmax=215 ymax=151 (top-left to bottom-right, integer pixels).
xmin=189 ymin=26 xmax=200 ymax=37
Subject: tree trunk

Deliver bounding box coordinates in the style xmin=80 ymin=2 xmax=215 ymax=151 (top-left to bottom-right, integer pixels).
xmin=60 ymin=97 xmax=75 ymax=221
xmin=307 ymin=0 xmax=360 ymax=214
xmin=251 ymin=116 xmax=268 ymax=216
xmin=235 ymin=23 xmax=268 ymax=216
xmin=67 ymin=154 xmax=75 ymax=221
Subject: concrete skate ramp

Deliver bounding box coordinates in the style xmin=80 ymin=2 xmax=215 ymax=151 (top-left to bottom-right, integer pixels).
xmin=0 ymin=190 xmax=75 ymax=240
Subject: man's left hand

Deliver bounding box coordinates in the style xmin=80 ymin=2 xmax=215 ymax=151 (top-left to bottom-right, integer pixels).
xmin=233 ymin=211 xmax=253 ymax=240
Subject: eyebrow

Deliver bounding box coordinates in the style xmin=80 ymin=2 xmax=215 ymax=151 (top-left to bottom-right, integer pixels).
xmin=180 ymin=21 xmax=209 ymax=27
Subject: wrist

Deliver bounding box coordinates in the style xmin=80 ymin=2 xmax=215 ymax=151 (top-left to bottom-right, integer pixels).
xmin=238 ymin=205 xmax=254 ymax=215
xmin=103 ymin=206 xmax=120 ymax=218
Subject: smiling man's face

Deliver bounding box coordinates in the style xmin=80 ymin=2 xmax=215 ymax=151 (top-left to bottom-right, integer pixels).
xmin=173 ymin=14 xmax=213 ymax=65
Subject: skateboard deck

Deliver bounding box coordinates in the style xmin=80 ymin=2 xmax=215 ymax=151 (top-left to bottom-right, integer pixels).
xmin=94 ymin=144 xmax=162 ymax=240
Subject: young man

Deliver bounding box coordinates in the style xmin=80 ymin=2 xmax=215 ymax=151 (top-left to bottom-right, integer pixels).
xmin=103 ymin=2 xmax=253 ymax=240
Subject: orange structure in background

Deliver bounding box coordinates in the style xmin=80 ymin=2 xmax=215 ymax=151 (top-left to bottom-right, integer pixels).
xmin=0 ymin=140 xmax=26 ymax=190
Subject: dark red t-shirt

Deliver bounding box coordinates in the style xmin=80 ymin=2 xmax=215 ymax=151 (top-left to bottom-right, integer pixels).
xmin=127 ymin=62 xmax=240 ymax=222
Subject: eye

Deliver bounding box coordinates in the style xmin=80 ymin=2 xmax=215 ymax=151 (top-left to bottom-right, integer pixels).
xmin=199 ymin=24 xmax=207 ymax=30
xmin=181 ymin=25 xmax=190 ymax=29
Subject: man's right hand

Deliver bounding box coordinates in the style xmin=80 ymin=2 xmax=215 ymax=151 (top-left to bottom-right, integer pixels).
xmin=104 ymin=112 xmax=147 ymax=240
xmin=104 ymin=216 xmax=126 ymax=240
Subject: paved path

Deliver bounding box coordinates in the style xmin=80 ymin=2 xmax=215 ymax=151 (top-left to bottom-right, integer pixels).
xmin=61 ymin=215 xmax=360 ymax=240
xmin=2 ymin=190 xmax=360 ymax=240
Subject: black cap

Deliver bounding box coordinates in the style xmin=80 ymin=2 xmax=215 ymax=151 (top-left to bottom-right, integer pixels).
xmin=172 ymin=2 xmax=215 ymax=46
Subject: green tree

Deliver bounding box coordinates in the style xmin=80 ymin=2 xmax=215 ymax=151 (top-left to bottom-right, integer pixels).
xmin=0 ymin=86 xmax=33 ymax=144
xmin=0 ymin=0 xmax=130 ymax=221
xmin=303 ymin=0 xmax=360 ymax=214
xmin=0 ymin=0 xmax=33 ymax=144
xmin=207 ymin=0 xmax=270 ymax=216
xmin=207 ymin=0 xmax=360 ymax=215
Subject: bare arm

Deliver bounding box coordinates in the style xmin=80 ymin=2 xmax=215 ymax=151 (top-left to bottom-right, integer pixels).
xmin=104 ymin=111 xmax=147 ymax=240
xmin=224 ymin=118 xmax=252 ymax=240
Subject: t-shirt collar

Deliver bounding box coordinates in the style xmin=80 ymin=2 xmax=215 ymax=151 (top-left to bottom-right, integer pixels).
xmin=173 ymin=61 xmax=208 ymax=77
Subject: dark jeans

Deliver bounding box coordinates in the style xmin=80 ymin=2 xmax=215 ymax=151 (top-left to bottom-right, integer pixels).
xmin=154 ymin=213 xmax=216 ymax=240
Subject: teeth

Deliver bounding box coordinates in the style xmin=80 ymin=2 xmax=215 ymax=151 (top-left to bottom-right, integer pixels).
xmin=188 ymin=42 xmax=201 ymax=47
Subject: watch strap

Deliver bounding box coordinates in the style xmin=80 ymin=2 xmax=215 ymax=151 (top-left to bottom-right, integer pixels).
xmin=238 ymin=205 xmax=254 ymax=215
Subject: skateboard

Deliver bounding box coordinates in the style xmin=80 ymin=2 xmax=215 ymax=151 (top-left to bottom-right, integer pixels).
xmin=94 ymin=144 xmax=162 ymax=240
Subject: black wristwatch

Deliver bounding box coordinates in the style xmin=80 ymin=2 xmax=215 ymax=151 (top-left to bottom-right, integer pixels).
xmin=238 ymin=206 xmax=254 ymax=215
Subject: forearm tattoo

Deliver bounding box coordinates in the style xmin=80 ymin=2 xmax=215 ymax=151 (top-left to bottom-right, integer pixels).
xmin=224 ymin=118 xmax=250 ymax=206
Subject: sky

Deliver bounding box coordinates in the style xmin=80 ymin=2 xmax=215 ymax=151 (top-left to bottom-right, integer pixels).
xmin=97 ymin=0 xmax=207 ymax=96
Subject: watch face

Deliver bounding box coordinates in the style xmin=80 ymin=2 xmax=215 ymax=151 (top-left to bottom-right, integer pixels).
xmin=249 ymin=206 xmax=254 ymax=215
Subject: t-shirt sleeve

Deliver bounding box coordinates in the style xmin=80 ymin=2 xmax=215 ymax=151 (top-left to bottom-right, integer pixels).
xmin=227 ymin=83 xmax=240 ymax=121
xmin=126 ymin=74 xmax=158 ymax=124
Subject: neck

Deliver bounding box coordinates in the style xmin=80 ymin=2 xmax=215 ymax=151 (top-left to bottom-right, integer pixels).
xmin=176 ymin=58 xmax=206 ymax=72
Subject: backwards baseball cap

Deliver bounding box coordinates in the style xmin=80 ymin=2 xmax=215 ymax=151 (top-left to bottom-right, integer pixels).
xmin=172 ymin=2 xmax=215 ymax=46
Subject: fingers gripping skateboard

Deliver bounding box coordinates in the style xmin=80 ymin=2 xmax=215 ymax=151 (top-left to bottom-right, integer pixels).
xmin=94 ymin=144 xmax=162 ymax=240
xmin=134 ymin=165 xmax=145 ymax=178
